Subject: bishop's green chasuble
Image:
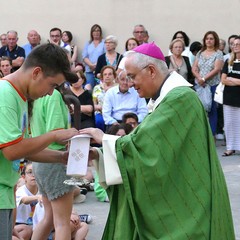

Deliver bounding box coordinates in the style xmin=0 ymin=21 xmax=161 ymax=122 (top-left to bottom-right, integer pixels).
xmin=101 ymin=86 xmax=235 ymax=240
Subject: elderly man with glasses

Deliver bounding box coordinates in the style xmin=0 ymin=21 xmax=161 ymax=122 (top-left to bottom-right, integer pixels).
xmin=102 ymin=70 xmax=148 ymax=130
xmin=133 ymin=24 xmax=147 ymax=45
xmin=80 ymin=42 xmax=235 ymax=240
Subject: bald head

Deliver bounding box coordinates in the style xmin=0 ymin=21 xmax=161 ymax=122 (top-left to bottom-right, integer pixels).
xmin=27 ymin=30 xmax=40 ymax=47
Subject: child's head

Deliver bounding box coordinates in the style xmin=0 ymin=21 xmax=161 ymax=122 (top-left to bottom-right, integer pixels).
xmin=107 ymin=123 xmax=133 ymax=136
xmin=122 ymin=112 xmax=139 ymax=129
xmin=21 ymin=162 xmax=37 ymax=187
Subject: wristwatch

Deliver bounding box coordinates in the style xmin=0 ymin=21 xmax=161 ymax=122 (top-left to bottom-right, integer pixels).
xmin=201 ymin=77 xmax=205 ymax=82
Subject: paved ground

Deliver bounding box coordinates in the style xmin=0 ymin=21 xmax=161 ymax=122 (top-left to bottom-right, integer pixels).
xmin=74 ymin=140 xmax=240 ymax=240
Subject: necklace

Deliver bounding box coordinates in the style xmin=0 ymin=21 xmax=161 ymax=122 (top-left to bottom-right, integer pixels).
xmin=171 ymin=55 xmax=182 ymax=72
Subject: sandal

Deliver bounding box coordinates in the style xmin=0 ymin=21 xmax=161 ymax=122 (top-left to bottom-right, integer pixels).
xmin=222 ymin=150 xmax=235 ymax=157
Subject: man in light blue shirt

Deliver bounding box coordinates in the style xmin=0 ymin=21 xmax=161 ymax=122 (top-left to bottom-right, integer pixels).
xmin=22 ymin=30 xmax=40 ymax=57
xmin=102 ymin=71 xmax=148 ymax=126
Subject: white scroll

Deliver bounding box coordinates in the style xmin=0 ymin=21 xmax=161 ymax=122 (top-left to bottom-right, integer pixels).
xmin=66 ymin=134 xmax=91 ymax=177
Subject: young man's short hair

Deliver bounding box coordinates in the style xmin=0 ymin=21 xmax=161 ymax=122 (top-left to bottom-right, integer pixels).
xmin=23 ymin=43 xmax=78 ymax=84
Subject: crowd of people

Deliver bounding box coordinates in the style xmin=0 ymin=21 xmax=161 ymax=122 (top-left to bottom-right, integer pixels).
xmin=0 ymin=24 xmax=239 ymax=239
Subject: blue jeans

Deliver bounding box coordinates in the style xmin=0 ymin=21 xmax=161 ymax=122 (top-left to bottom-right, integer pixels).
xmin=95 ymin=113 xmax=105 ymax=132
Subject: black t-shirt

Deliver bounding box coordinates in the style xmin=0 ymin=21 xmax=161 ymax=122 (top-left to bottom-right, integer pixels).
xmin=222 ymin=60 xmax=240 ymax=107
xmin=71 ymin=90 xmax=95 ymax=129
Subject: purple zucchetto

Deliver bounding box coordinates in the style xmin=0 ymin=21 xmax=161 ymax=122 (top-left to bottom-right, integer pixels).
xmin=132 ymin=42 xmax=165 ymax=62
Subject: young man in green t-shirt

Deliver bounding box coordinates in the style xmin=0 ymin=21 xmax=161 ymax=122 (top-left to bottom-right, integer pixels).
xmin=0 ymin=43 xmax=79 ymax=240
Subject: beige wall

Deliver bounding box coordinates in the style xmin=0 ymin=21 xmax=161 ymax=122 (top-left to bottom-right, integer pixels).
xmin=1 ymin=0 xmax=240 ymax=60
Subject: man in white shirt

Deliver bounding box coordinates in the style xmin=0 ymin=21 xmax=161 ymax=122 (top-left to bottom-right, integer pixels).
xmin=49 ymin=27 xmax=71 ymax=53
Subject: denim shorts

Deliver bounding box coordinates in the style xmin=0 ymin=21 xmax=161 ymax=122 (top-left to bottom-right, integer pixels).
xmin=0 ymin=209 xmax=13 ymax=240
xmin=33 ymin=162 xmax=75 ymax=201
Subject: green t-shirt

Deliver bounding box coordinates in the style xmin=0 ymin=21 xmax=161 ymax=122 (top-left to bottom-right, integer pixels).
xmin=30 ymin=89 xmax=69 ymax=150
xmin=0 ymin=80 xmax=29 ymax=209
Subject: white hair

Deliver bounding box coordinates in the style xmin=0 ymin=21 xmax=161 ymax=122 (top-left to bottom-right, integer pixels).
xmin=7 ymin=30 xmax=18 ymax=38
xmin=105 ymin=35 xmax=118 ymax=46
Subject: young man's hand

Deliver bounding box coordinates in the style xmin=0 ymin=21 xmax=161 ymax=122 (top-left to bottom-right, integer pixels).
xmin=54 ymin=128 xmax=79 ymax=145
